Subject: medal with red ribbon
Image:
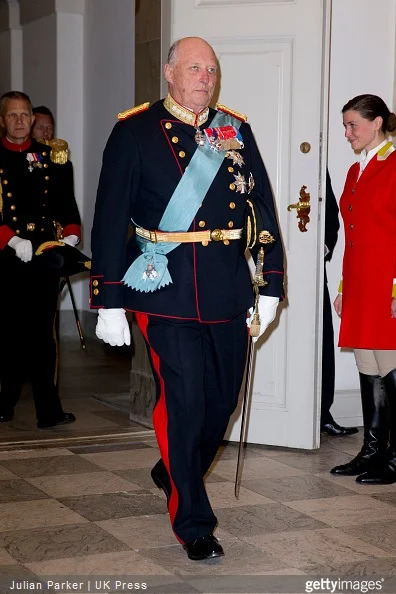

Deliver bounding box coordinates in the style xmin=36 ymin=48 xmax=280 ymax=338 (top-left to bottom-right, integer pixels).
xmin=26 ymin=152 xmax=43 ymax=172
xmin=204 ymin=125 xmax=244 ymax=151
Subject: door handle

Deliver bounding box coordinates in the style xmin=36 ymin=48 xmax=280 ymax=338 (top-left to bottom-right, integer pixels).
xmin=287 ymin=186 xmax=311 ymax=232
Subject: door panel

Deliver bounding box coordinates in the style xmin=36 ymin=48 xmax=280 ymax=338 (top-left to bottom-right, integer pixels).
xmin=165 ymin=0 xmax=330 ymax=448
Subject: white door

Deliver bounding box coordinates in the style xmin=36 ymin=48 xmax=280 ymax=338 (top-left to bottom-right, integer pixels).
xmin=163 ymin=0 xmax=331 ymax=449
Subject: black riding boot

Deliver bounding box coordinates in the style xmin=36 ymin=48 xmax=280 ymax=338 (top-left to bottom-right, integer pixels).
xmin=331 ymin=373 xmax=389 ymax=476
xmin=357 ymin=368 xmax=396 ymax=484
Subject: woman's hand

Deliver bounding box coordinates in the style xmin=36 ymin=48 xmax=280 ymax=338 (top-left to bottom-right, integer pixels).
xmin=391 ymin=298 xmax=396 ymax=318
xmin=334 ymin=294 xmax=342 ymax=317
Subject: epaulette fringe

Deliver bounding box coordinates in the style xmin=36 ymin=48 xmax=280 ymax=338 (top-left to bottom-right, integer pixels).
xmin=216 ymin=103 xmax=247 ymax=122
xmin=37 ymin=137 xmax=69 ymax=165
xmin=118 ymin=102 xmax=150 ymax=120
xmin=49 ymin=138 xmax=68 ymax=165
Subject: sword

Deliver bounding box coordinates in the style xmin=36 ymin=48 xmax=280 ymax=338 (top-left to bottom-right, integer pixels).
xmin=234 ymin=248 xmax=266 ymax=498
xmin=66 ymin=276 xmax=86 ymax=349
xmin=59 ymin=276 xmax=86 ymax=349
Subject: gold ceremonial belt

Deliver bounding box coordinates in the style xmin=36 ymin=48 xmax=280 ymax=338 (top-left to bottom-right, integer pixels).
xmin=136 ymin=227 xmax=243 ymax=243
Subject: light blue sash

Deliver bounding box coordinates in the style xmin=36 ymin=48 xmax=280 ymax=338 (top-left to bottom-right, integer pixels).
xmin=123 ymin=111 xmax=242 ymax=292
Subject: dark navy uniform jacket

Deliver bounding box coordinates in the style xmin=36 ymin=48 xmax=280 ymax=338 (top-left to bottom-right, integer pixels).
xmin=0 ymin=137 xmax=81 ymax=252
xmin=324 ymin=171 xmax=339 ymax=263
xmin=90 ymin=99 xmax=284 ymax=322
xmin=324 ymin=171 xmax=340 ymax=284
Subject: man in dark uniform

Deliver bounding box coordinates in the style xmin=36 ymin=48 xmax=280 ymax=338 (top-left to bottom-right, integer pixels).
xmin=91 ymin=37 xmax=284 ymax=560
xmin=0 ymin=91 xmax=81 ymax=428
xmin=321 ymin=171 xmax=358 ymax=436
xmin=32 ymin=105 xmax=55 ymax=142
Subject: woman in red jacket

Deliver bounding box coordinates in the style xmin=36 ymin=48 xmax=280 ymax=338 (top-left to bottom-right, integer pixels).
xmin=331 ymin=94 xmax=396 ymax=485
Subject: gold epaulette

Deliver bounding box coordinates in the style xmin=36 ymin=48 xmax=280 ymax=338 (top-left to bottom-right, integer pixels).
xmin=117 ymin=102 xmax=150 ymax=121
xmin=50 ymin=138 xmax=69 ymax=165
xmin=37 ymin=137 xmax=69 ymax=164
xmin=216 ymin=103 xmax=247 ymax=122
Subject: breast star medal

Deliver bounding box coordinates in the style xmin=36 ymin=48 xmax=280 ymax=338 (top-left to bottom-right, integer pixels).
xmin=234 ymin=172 xmax=247 ymax=194
xmin=226 ymin=150 xmax=245 ymax=167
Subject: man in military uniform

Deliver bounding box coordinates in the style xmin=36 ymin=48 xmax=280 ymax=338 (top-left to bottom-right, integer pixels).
xmin=32 ymin=105 xmax=55 ymax=142
xmin=91 ymin=37 xmax=284 ymax=560
xmin=0 ymin=91 xmax=81 ymax=428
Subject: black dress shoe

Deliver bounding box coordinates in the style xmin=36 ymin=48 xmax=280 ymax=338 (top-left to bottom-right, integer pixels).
xmin=0 ymin=412 xmax=14 ymax=422
xmin=183 ymin=535 xmax=224 ymax=561
xmin=321 ymin=422 xmax=359 ymax=436
xmin=356 ymin=469 xmax=396 ymax=484
xmin=330 ymin=452 xmax=374 ymax=476
xmin=356 ymin=457 xmax=396 ymax=484
xmin=151 ymin=459 xmax=171 ymax=503
xmin=37 ymin=412 xmax=76 ymax=429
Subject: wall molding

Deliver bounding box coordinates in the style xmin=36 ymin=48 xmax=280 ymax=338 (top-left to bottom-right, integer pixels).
xmin=19 ymin=0 xmax=84 ymax=25
xmin=0 ymin=0 xmax=20 ymax=32
xmin=195 ymin=0 xmax=295 ymax=7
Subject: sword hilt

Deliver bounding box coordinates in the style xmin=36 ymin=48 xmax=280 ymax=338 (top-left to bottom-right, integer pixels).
xmin=250 ymin=312 xmax=261 ymax=337
xmin=249 ymin=285 xmax=261 ymax=337
xmin=252 ymin=247 xmax=267 ymax=287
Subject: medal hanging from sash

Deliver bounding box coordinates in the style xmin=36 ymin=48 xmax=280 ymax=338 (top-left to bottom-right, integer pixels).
xmin=194 ymin=128 xmax=206 ymax=146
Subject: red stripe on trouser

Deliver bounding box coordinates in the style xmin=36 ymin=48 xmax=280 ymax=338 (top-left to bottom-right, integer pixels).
xmin=135 ymin=313 xmax=182 ymax=542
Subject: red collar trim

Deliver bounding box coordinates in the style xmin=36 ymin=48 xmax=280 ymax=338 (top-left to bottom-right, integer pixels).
xmin=1 ymin=136 xmax=32 ymax=152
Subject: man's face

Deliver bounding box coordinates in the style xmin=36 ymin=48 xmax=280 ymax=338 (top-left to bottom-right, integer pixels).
xmin=32 ymin=113 xmax=54 ymax=140
xmin=164 ymin=38 xmax=218 ymax=114
xmin=0 ymin=98 xmax=34 ymax=143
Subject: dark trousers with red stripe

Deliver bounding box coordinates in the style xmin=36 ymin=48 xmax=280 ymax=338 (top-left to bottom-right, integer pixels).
xmin=136 ymin=312 xmax=248 ymax=544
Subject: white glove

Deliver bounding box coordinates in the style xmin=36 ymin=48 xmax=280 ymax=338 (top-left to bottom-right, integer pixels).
xmin=246 ymin=295 xmax=279 ymax=343
xmin=96 ymin=308 xmax=131 ymax=347
xmin=8 ymin=236 xmax=33 ymax=262
xmin=61 ymin=234 xmax=79 ymax=247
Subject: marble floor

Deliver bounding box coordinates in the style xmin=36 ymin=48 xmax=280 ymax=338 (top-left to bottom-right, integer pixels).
xmin=0 ymin=340 xmax=395 ymax=593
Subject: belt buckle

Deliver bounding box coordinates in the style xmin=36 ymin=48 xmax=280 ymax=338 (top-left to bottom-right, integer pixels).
xmin=210 ymin=228 xmax=224 ymax=242
xmin=149 ymin=230 xmax=158 ymax=243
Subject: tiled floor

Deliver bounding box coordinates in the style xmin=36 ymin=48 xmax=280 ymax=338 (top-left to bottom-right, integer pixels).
xmin=0 ymin=340 xmax=396 ymax=593
xmin=0 ymin=340 xmax=151 ymax=449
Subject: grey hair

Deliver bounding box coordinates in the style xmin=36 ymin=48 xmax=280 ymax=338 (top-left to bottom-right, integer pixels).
xmin=0 ymin=91 xmax=33 ymax=116
xmin=167 ymin=39 xmax=181 ymax=66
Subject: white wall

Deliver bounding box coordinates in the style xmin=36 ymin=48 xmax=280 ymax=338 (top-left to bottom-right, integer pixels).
xmin=23 ymin=14 xmax=57 ymax=109
xmin=22 ymin=8 xmax=85 ymax=313
xmin=56 ymin=10 xmax=85 ymax=313
xmin=328 ymin=0 xmax=396 ymax=419
xmin=0 ymin=1 xmax=22 ymax=96
xmin=83 ymin=0 xmax=136 ymax=310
